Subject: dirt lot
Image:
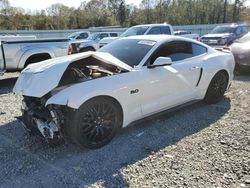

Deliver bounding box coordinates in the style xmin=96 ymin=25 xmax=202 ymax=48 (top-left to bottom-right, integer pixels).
xmin=0 ymin=72 xmax=249 ymax=188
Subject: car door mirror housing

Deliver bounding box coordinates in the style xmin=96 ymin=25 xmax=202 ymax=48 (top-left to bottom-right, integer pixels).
xmin=148 ymin=57 xmax=172 ymax=68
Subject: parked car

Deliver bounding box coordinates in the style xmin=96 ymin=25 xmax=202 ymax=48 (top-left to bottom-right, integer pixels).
xmin=230 ymin=32 xmax=250 ymax=73
xmin=0 ymin=35 xmax=36 ymax=41
xmin=99 ymin=23 xmax=174 ymax=48
xmin=70 ymin=32 xmax=118 ymax=53
xmin=14 ymin=35 xmax=235 ymax=149
xmin=0 ymin=38 xmax=70 ymax=74
xmin=68 ymin=31 xmax=90 ymax=40
xmin=174 ymin=30 xmax=200 ymax=40
xmin=200 ymin=23 xmax=248 ymax=47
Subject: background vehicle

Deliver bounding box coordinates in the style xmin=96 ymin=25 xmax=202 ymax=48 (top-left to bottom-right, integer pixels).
xmin=200 ymin=23 xmax=248 ymax=47
xmin=0 ymin=35 xmax=36 ymax=41
xmin=14 ymin=35 xmax=235 ymax=149
xmin=230 ymin=32 xmax=250 ymax=73
xmin=70 ymin=32 xmax=118 ymax=53
xmin=99 ymin=23 xmax=174 ymax=48
xmin=68 ymin=31 xmax=90 ymax=40
xmin=174 ymin=30 xmax=199 ymax=40
xmin=0 ymin=38 xmax=70 ymax=73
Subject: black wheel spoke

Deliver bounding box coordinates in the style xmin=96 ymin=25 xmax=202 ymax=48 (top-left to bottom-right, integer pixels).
xmin=79 ymin=102 xmax=117 ymax=144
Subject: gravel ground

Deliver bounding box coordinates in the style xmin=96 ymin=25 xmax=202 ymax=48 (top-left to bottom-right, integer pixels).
xmin=0 ymin=72 xmax=249 ymax=188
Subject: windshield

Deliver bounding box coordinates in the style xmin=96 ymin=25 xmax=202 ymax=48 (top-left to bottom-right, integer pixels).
xmin=99 ymin=39 xmax=156 ymax=67
xmin=68 ymin=33 xmax=78 ymax=39
xmin=238 ymin=33 xmax=250 ymax=43
xmin=121 ymin=26 xmax=149 ymax=37
xmin=87 ymin=33 xmax=99 ymax=40
xmin=211 ymin=26 xmax=234 ymax=34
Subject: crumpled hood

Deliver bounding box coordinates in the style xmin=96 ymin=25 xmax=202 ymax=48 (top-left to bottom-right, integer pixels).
xmin=202 ymin=33 xmax=232 ymax=39
xmin=13 ymin=51 xmax=132 ymax=97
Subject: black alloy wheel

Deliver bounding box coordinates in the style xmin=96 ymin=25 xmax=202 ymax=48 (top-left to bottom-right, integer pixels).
xmin=66 ymin=97 xmax=122 ymax=149
xmin=204 ymin=71 xmax=228 ymax=104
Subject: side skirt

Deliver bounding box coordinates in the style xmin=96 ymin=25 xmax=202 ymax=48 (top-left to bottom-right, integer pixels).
xmin=125 ymin=100 xmax=201 ymax=128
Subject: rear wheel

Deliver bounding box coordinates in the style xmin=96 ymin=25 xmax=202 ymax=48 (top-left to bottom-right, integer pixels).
xmin=66 ymin=97 xmax=123 ymax=149
xmin=204 ymin=71 xmax=228 ymax=104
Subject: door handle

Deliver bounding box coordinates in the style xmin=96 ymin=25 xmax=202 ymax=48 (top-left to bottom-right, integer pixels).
xmin=190 ymin=66 xmax=200 ymax=71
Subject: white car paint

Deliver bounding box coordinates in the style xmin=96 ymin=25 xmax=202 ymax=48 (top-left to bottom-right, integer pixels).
xmin=14 ymin=35 xmax=235 ymax=128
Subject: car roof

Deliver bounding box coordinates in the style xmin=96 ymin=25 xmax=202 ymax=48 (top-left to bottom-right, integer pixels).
xmin=132 ymin=23 xmax=172 ymax=28
xmin=217 ymin=23 xmax=247 ymax=28
xmin=120 ymin=34 xmax=193 ymax=43
xmin=92 ymin=32 xmax=117 ymax=34
xmin=119 ymin=35 xmax=213 ymax=52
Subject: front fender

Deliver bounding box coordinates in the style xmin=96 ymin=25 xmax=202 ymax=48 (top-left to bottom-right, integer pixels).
xmin=18 ymin=48 xmax=56 ymax=69
xmin=45 ymin=73 xmax=142 ymax=127
xmin=45 ymin=78 xmax=120 ymax=109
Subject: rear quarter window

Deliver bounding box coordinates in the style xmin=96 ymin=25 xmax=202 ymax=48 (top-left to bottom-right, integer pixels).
xmin=192 ymin=43 xmax=207 ymax=56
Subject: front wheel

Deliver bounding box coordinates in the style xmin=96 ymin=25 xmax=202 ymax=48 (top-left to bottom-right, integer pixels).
xmin=204 ymin=71 xmax=228 ymax=104
xmin=66 ymin=97 xmax=123 ymax=149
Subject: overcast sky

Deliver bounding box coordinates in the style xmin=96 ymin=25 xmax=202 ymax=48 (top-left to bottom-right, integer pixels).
xmin=8 ymin=0 xmax=141 ymax=11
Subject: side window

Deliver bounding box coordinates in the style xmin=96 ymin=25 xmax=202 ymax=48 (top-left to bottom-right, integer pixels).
xmin=235 ymin=27 xmax=242 ymax=35
xmin=150 ymin=41 xmax=207 ymax=64
xmin=110 ymin=33 xmax=118 ymax=37
xmin=192 ymin=43 xmax=207 ymax=56
xmin=161 ymin=26 xmax=171 ymax=35
xmin=147 ymin=27 xmax=162 ymax=35
xmin=100 ymin=33 xmax=109 ymax=39
xmin=242 ymin=26 xmax=248 ymax=34
xmin=79 ymin=33 xmax=88 ymax=39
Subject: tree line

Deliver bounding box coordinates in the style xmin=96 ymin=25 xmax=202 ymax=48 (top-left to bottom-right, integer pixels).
xmin=0 ymin=0 xmax=249 ymax=30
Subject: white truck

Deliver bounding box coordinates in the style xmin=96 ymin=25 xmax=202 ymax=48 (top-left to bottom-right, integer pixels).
xmin=0 ymin=38 xmax=70 ymax=75
xmin=99 ymin=24 xmax=174 ymax=48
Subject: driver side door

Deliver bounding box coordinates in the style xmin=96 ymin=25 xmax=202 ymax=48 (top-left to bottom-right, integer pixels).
xmin=139 ymin=41 xmax=207 ymax=117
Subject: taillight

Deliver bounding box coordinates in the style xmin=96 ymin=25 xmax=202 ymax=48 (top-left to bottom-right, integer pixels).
xmin=68 ymin=44 xmax=72 ymax=55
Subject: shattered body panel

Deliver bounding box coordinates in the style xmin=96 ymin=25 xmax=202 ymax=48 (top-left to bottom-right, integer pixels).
xmin=13 ymin=52 xmax=132 ymax=97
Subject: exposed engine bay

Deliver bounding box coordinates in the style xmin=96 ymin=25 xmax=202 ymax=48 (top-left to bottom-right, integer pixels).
xmin=58 ymin=56 xmax=125 ymax=87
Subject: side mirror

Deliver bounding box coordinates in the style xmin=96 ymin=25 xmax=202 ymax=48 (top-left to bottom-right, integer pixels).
xmin=148 ymin=57 xmax=172 ymax=69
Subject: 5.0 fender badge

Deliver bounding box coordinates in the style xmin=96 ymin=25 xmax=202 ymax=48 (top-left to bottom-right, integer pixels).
xmin=130 ymin=89 xmax=139 ymax=94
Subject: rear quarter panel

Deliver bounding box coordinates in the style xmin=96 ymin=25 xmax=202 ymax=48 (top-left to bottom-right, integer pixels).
xmin=197 ymin=50 xmax=235 ymax=99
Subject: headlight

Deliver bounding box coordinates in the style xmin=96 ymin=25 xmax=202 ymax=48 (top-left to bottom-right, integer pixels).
xmin=218 ymin=38 xmax=227 ymax=45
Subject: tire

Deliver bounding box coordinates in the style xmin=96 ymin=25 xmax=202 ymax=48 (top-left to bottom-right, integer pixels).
xmin=66 ymin=97 xmax=123 ymax=149
xmin=204 ymin=71 xmax=228 ymax=104
xmin=80 ymin=47 xmax=95 ymax=53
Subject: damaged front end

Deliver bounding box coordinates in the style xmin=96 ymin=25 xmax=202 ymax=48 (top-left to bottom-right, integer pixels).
xmin=14 ymin=52 xmax=131 ymax=143
xmin=17 ymin=96 xmax=66 ymax=143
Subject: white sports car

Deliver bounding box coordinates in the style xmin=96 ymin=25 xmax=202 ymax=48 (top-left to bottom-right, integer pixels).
xmin=13 ymin=35 xmax=235 ymax=149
